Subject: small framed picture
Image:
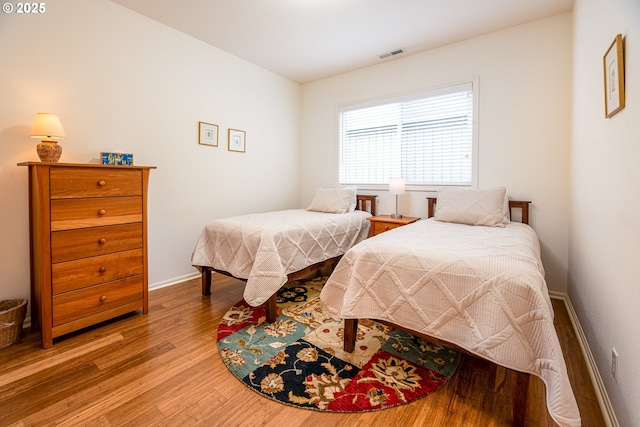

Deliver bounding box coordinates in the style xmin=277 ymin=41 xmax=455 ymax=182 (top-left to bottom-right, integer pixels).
xmin=101 ymin=152 xmax=133 ymax=165
xmin=199 ymin=121 xmax=219 ymax=146
xmin=603 ymin=34 xmax=625 ymax=118
xmin=228 ymin=128 xmax=246 ymax=153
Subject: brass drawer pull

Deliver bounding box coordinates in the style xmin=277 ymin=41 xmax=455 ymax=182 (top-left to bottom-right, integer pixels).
xmin=98 ymin=238 xmax=107 ymax=244
xmin=99 ymin=267 xmax=106 ymax=273
xmin=98 ymin=209 xmax=106 ymax=215
xmin=99 ymin=295 xmax=107 ymax=302
xmin=98 ymin=180 xmax=106 ymax=186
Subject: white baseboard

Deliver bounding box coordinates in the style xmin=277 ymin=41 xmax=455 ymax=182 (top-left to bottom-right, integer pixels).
xmin=149 ymin=271 xmax=201 ymax=291
xmin=549 ymin=291 xmax=620 ymax=427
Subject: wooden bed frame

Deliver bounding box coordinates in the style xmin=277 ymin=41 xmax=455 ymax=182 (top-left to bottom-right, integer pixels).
xmin=199 ymin=194 xmax=378 ymax=323
xmin=343 ymin=197 xmax=533 ymax=426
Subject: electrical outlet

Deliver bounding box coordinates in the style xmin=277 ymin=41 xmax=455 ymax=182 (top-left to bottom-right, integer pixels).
xmin=611 ymin=348 xmax=619 ymax=380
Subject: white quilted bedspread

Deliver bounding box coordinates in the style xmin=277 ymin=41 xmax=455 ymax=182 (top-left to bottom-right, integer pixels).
xmin=191 ymin=209 xmax=371 ymax=306
xmin=321 ymin=219 xmax=581 ymax=427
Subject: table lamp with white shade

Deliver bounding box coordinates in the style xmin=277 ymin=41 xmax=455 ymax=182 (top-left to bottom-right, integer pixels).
xmin=389 ymin=177 xmax=405 ymax=218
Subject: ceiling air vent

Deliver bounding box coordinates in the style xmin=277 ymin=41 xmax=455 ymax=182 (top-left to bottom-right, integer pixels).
xmin=379 ymin=48 xmax=406 ymax=59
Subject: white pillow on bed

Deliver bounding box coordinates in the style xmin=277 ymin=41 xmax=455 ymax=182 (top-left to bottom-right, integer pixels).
xmin=346 ymin=186 xmax=358 ymax=212
xmin=308 ymin=187 xmax=357 ymax=214
xmin=503 ymin=192 xmax=510 ymax=224
xmin=434 ymin=187 xmax=507 ymax=227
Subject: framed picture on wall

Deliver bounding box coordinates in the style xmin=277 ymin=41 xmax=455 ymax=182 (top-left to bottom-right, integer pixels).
xmin=228 ymin=128 xmax=246 ymax=153
xmin=603 ymin=34 xmax=625 ymax=118
xmin=199 ymin=121 xmax=219 ymax=146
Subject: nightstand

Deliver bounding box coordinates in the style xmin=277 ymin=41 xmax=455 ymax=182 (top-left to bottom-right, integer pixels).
xmin=367 ymin=215 xmax=420 ymax=237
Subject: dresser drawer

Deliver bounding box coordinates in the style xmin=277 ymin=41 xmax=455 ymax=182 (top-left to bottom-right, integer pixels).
xmin=50 ymin=167 xmax=142 ymax=199
xmin=51 ymin=196 xmax=142 ymax=231
xmin=51 ymin=223 xmax=143 ymax=263
xmin=52 ymin=276 xmax=143 ymax=327
xmin=52 ymin=249 xmax=144 ymax=294
xmin=373 ymin=221 xmax=402 ymax=235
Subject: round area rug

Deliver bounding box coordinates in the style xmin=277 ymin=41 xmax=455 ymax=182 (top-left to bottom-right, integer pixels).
xmin=216 ymin=276 xmax=461 ymax=412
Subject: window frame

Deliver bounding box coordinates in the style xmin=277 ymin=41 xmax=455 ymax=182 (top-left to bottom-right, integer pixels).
xmin=336 ymin=78 xmax=479 ymax=192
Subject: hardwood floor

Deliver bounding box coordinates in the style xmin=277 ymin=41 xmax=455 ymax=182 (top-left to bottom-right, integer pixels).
xmin=0 ymin=275 xmax=605 ymax=427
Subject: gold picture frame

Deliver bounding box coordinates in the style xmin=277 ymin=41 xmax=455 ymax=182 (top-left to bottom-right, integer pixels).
xmin=198 ymin=121 xmax=219 ymax=146
xmin=228 ymin=128 xmax=246 ymax=153
xmin=603 ymin=34 xmax=625 ymax=118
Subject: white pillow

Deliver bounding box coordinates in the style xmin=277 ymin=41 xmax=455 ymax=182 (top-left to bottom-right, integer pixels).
xmin=434 ymin=187 xmax=506 ymax=227
xmin=346 ymin=186 xmax=358 ymax=212
xmin=503 ymin=191 xmax=510 ymax=224
xmin=307 ymin=187 xmax=357 ymax=214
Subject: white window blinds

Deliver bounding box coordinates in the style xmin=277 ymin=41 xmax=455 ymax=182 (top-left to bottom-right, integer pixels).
xmin=339 ymin=82 xmax=475 ymax=186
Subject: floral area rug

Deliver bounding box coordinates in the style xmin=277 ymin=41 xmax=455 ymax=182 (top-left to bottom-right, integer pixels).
xmin=216 ymin=276 xmax=461 ymax=412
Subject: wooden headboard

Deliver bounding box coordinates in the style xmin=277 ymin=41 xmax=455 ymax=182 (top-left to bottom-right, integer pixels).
xmin=426 ymin=197 xmax=531 ymax=224
xmin=356 ymin=195 xmax=377 ymax=216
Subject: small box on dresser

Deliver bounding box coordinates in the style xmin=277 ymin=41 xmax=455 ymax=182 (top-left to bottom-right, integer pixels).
xmin=18 ymin=162 xmax=155 ymax=348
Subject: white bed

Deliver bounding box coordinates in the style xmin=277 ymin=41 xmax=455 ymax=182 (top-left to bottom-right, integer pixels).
xmin=320 ymin=188 xmax=581 ymax=427
xmin=191 ymin=191 xmax=376 ymax=322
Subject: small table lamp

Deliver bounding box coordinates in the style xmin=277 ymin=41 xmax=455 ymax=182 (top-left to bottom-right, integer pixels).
xmin=389 ymin=177 xmax=405 ymax=218
xmin=30 ymin=113 xmax=66 ymax=162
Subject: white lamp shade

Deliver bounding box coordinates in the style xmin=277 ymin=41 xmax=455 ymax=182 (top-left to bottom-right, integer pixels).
xmin=389 ymin=177 xmax=406 ymax=195
xmin=30 ymin=113 xmax=66 ymax=140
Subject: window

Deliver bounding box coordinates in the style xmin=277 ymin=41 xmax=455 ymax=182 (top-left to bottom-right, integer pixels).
xmin=338 ymin=81 xmax=476 ymax=187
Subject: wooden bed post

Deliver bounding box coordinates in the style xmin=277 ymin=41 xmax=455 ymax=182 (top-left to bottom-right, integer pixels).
xmin=202 ymin=267 xmax=213 ymax=296
xmin=511 ymin=369 xmax=530 ymax=426
xmin=343 ymin=319 xmax=358 ymax=352
xmin=265 ymin=294 xmax=277 ymax=323
xmin=356 ymin=195 xmax=378 ymax=216
xmin=427 ymin=197 xmax=437 ymax=218
xmin=508 ymin=200 xmax=531 ymax=225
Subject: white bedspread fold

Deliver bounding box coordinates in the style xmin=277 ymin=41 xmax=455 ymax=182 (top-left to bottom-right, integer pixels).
xmin=191 ymin=209 xmax=371 ymax=306
xmin=320 ymin=219 xmax=581 ymax=427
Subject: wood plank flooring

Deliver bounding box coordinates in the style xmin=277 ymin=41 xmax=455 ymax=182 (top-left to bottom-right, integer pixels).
xmin=0 ymin=275 xmax=605 ymax=427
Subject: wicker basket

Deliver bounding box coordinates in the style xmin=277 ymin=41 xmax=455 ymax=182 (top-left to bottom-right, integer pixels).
xmin=0 ymin=299 xmax=28 ymax=349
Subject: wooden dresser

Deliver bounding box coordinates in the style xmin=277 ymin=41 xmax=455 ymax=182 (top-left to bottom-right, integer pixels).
xmin=19 ymin=162 xmax=155 ymax=348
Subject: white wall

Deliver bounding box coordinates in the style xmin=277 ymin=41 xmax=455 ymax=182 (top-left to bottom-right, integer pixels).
xmin=570 ymin=0 xmax=640 ymax=425
xmin=301 ymin=14 xmax=573 ymax=293
xmin=0 ymin=1 xmax=301 ymax=305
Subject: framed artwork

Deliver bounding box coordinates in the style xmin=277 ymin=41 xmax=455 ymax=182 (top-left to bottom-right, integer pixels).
xmin=603 ymin=34 xmax=625 ymax=118
xmin=199 ymin=121 xmax=219 ymax=146
xmin=228 ymin=128 xmax=246 ymax=153
xmin=101 ymin=152 xmax=133 ymax=165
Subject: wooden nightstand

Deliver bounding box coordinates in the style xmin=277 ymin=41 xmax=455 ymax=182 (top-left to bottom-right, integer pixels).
xmin=367 ymin=215 xmax=420 ymax=237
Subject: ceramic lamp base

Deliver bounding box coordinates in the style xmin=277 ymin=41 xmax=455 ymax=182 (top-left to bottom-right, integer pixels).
xmin=37 ymin=141 xmax=62 ymax=163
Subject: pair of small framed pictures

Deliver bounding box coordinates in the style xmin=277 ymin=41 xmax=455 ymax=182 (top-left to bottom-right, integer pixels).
xmin=198 ymin=121 xmax=245 ymax=153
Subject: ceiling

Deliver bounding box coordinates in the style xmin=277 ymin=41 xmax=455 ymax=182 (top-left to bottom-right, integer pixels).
xmin=111 ymin=0 xmax=574 ymax=84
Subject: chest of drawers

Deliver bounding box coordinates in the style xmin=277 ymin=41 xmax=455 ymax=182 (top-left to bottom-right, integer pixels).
xmin=19 ymin=162 xmax=155 ymax=348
